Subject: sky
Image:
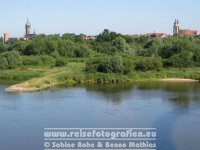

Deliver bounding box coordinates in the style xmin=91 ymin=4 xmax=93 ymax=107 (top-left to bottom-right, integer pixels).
xmin=0 ymin=0 xmax=200 ymax=37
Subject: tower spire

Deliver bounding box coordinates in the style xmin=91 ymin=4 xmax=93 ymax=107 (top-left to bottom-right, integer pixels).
xmin=25 ymin=18 xmax=31 ymax=39
xmin=173 ymin=19 xmax=180 ymax=36
xmin=27 ymin=18 xmax=29 ymax=24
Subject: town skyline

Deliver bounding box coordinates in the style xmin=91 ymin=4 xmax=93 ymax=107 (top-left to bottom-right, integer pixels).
xmin=0 ymin=0 xmax=200 ymax=37
xmin=2 ymin=18 xmax=199 ymax=40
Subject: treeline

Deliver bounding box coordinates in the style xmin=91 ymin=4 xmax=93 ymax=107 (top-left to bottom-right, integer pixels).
xmin=0 ymin=29 xmax=200 ymax=73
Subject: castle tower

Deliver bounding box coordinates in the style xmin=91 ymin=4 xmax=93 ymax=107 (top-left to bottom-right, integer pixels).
xmin=25 ymin=19 xmax=31 ymax=36
xmin=173 ymin=20 xmax=180 ymax=36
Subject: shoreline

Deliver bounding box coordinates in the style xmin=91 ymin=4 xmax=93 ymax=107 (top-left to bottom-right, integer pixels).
xmin=159 ymin=78 xmax=199 ymax=82
xmin=5 ymin=83 xmax=39 ymax=93
xmin=5 ymin=78 xmax=199 ymax=93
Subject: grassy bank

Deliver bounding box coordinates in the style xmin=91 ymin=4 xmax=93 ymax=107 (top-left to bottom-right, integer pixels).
xmin=0 ymin=68 xmax=45 ymax=83
xmin=132 ymin=68 xmax=200 ymax=81
xmin=1 ymin=61 xmax=200 ymax=92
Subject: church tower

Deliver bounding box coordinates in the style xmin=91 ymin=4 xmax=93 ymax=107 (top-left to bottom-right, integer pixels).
xmin=173 ymin=20 xmax=180 ymax=36
xmin=25 ymin=19 xmax=31 ymax=36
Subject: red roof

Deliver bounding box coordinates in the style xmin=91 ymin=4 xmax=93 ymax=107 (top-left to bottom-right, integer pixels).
xmin=179 ymin=29 xmax=197 ymax=36
xmin=146 ymin=33 xmax=167 ymax=37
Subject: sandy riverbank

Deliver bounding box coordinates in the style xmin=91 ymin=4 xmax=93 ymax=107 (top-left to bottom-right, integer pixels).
xmin=159 ymin=78 xmax=199 ymax=82
xmin=5 ymin=78 xmax=199 ymax=93
xmin=5 ymin=83 xmax=39 ymax=92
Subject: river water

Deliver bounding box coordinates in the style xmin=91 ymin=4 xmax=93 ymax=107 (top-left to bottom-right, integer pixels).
xmin=0 ymin=82 xmax=200 ymax=150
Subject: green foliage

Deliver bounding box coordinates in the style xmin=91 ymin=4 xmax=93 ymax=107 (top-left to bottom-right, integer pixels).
xmin=170 ymin=51 xmax=194 ymax=68
xmin=123 ymin=58 xmax=135 ymax=75
xmin=158 ymin=44 xmax=175 ymax=59
xmin=85 ymin=73 xmax=129 ymax=84
xmin=86 ymin=57 xmax=106 ymax=73
xmin=1 ymin=31 xmax=200 ymax=88
xmin=0 ymin=56 xmax=9 ymax=69
xmin=96 ymin=29 xmax=120 ymax=42
xmin=62 ymin=33 xmax=83 ymax=42
xmin=22 ymin=56 xmax=42 ymax=65
xmin=0 ymin=69 xmax=42 ymax=82
xmin=1 ymin=30 xmax=200 ymax=71
xmin=74 ymin=45 xmax=93 ymax=57
xmin=193 ymin=48 xmax=200 ymax=66
xmin=92 ymin=42 xmax=117 ymax=55
xmin=24 ymin=37 xmax=47 ymax=55
xmin=10 ymin=41 xmax=29 ymax=54
xmin=0 ymin=43 xmax=9 ymax=53
xmin=0 ymin=51 xmax=21 ymax=69
xmin=55 ymin=57 xmax=67 ymax=67
xmin=22 ymin=55 xmax=55 ymax=66
xmin=86 ymin=56 xmax=133 ymax=75
xmin=98 ymin=56 xmax=124 ymax=73
xmin=135 ymin=57 xmax=163 ymax=71
xmin=112 ymin=37 xmax=133 ymax=54
xmin=40 ymin=55 xmax=55 ymax=66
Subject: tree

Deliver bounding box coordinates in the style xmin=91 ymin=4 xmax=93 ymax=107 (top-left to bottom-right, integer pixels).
xmin=170 ymin=51 xmax=194 ymax=68
xmin=24 ymin=38 xmax=46 ymax=55
xmin=97 ymin=56 xmax=123 ymax=73
xmin=0 ymin=43 xmax=9 ymax=53
xmin=45 ymin=40 xmax=58 ymax=54
xmin=135 ymin=57 xmax=163 ymax=71
xmin=159 ymin=44 xmax=176 ymax=59
xmin=0 ymin=51 xmax=21 ymax=69
xmin=0 ymin=56 xmax=8 ymax=69
xmin=86 ymin=56 xmax=130 ymax=74
xmin=96 ymin=29 xmax=120 ymax=42
xmin=10 ymin=41 xmax=29 ymax=54
xmin=55 ymin=57 xmax=67 ymax=67
xmin=193 ymin=48 xmax=200 ymax=66
xmin=112 ymin=37 xmax=127 ymax=52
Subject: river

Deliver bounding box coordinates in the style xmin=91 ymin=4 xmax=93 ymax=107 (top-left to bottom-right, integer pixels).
xmin=0 ymin=82 xmax=200 ymax=150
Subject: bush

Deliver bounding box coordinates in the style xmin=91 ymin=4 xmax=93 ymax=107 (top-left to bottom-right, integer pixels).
xmin=123 ymin=58 xmax=135 ymax=75
xmin=135 ymin=57 xmax=162 ymax=71
xmin=86 ymin=57 xmax=106 ymax=73
xmin=40 ymin=55 xmax=55 ymax=65
xmin=0 ymin=56 xmax=8 ymax=69
xmin=86 ymin=56 xmax=133 ymax=74
xmin=170 ymin=51 xmax=194 ymax=68
xmin=0 ymin=51 xmax=21 ymax=69
xmin=74 ymin=46 xmax=93 ymax=57
xmin=22 ymin=56 xmax=42 ymax=65
xmin=22 ymin=55 xmax=56 ymax=66
xmin=193 ymin=49 xmax=200 ymax=66
xmin=55 ymin=57 xmax=67 ymax=67
xmin=103 ymin=56 xmax=123 ymax=73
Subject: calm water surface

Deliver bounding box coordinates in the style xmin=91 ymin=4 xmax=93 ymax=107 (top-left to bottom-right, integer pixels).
xmin=0 ymin=82 xmax=200 ymax=150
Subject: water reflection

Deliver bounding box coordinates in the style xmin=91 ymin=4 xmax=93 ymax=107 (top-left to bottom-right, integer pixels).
xmin=85 ymin=84 xmax=134 ymax=105
xmin=0 ymin=82 xmax=200 ymax=150
xmin=85 ymin=83 xmax=134 ymax=93
xmin=136 ymin=81 xmax=198 ymax=93
xmin=84 ymin=82 xmax=200 ymax=107
xmin=170 ymin=96 xmax=190 ymax=107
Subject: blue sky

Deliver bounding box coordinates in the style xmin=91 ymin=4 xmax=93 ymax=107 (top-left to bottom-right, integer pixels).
xmin=0 ymin=0 xmax=200 ymax=37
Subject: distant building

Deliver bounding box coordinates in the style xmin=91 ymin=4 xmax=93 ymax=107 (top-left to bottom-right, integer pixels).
xmin=2 ymin=33 xmax=19 ymax=43
xmin=131 ymin=32 xmax=168 ymax=38
xmin=24 ymin=19 xmax=36 ymax=40
xmin=3 ymin=33 xmax=10 ymax=42
xmin=173 ymin=20 xmax=198 ymax=36
xmin=82 ymin=36 xmax=96 ymax=41
xmin=145 ymin=32 xmax=167 ymax=38
xmin=7 ymin=37 xmax=20 ymax=42
xmin=178 ymin=29 xmax=198 ymax=36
